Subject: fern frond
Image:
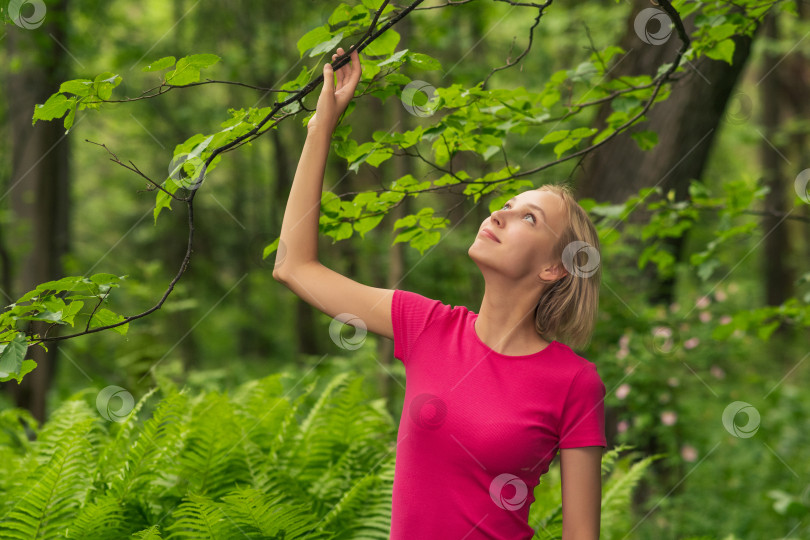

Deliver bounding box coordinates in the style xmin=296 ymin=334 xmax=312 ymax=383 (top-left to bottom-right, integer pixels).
xmin=328 ymin=456 xmax=397 ymax=540
xmin=164 ymin=493 xmax=240 ymax=539
xmin=65 ymin=494 xmax=130 ymax=539
xmin=600 ymin=443 xmax=636 ymax=476
xmin=131 ymin=525 xmax=163 ymax=539
xmin=0 ymin=418 xmax=95 ymax=539
xmin=95 ymin=387 xmax=159 ymax=487
xmin=601 ymin=452 xmax=666 ymax=540
xmin=30 ymin=399 xmax=99 ymax=466
xmin=219 ymin=486 xmax=327 ymax=539
xmin=109 ymin=390 xmax=189 ymax=501
xmin=175 ymin=392 xmax=249 ymax=499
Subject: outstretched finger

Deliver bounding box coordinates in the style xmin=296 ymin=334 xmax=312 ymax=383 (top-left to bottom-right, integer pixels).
xmin=348 ymin=47 xmax=362 ymax=86
xmin=332 ymin=53 xmax=344 ymax=88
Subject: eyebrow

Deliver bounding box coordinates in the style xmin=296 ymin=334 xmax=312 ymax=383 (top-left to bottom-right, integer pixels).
xmin=507 ymin=197 xmax=547 ymax=223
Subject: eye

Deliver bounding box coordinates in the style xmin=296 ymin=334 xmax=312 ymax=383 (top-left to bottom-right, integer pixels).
xmin=502 ymin=202 xmax=536 ymax=224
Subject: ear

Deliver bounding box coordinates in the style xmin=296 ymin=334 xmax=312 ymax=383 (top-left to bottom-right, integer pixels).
xmin=538 ymin=261 xmax=568 ymax=283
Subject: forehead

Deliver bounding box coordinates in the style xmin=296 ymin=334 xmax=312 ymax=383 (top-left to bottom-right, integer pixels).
xmin=509 ymin=190 xmax=566 ymax=231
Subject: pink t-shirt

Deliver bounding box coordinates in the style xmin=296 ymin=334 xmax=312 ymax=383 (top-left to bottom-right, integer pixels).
xmin=389 ymin=289 xmax=606 ymax=539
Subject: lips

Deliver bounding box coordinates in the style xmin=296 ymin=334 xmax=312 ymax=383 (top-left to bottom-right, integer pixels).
xmin=480 ymin=228 xmax=501 ymax=243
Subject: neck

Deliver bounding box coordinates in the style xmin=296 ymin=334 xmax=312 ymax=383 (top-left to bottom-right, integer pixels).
xmin=475 ymin=275 xmax=548 ymax=355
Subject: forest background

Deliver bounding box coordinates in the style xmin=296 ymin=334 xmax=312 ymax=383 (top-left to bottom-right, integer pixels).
xmin=0 ymin=0 xmax=809 ymax=538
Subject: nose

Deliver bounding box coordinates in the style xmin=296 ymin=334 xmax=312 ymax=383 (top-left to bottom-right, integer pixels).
xmin=490 ymin=208 xmax=503 ymax=227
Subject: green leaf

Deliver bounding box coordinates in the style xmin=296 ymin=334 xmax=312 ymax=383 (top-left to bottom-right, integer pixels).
xmin=630 ymin=130 xmax=659 ymax=151
xmin=0 ymin=333 xmax=29 ymax=382
xmin=353 ymin=214 xmax=384 ymax=238
xmin=32 ymin=93 xmax=74 ymax=126
xmin=64 ymin=100 xmax=77 ymax=133
xmin=297 ymin=26 xmax=332 ymax=58
xmin=378 ymin=49 xmax=409 ymax=67
xmin=363 ymin=30 xmax=400 ymax=57
xmin=0 ymin=360 xmax=37 ymax=384
xmin=93 ymin=72 xmax=122 ymax=100
xmin=89 ymin=308 xmax=128 ymax=335
xmin=165 ymin=54 xmax=220 ymax=85
xmin=407 ymin=52 xmax=442 ymax=71
xmin=310 ymin=31 xmax=345 ymax=57
xmin=704 ymin=39 xmax=735 ymax=65
xmin=142 ymin=55 xmax=177 ymax=72
xmin=59 ymin=79 xmax=93 ymax=96
xmin=540 ymin=130 xmax=569 ymax=144
xmin=61 ymin=301 xmax=84 ymax=326
xmin=707 ymin=23 xmax=737 ymax=42
xmin=553 ymin=138 xmax=576 ymax=158
xmin=262 ymin=237 xmax=280 ymax=259
xmin=183 ymin=53 xmax=220 ymax=70
xmin=328 ymin=3 xmax=353 ymax=27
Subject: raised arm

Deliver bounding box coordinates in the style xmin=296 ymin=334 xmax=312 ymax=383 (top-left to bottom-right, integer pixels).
xmin=272 ymin=46 xmax=394 ymax=341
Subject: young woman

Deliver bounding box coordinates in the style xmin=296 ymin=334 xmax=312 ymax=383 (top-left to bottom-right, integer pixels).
xmin=273 ymin=46 xmax=606 ymax=540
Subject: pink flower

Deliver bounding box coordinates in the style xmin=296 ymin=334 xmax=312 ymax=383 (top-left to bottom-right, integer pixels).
xmin=696 ymin=296 xmax=711 ymax=309
xmin=617 ymin=420 xmax=629 ymax=433
xmin=669 ymin=302 xmax=680 ymax=313
xmin=680 ymin=445 xmax=698 ymax=462
xmin=667 ymin=377 xmax=679 ymax=387
xmin=720 ymin=315 xmax=732 ymax=325
xmin=661 ymin=411 xmax=677 ymax=426
xmin=619 ymin=334 xmax=630 ymax=349
xmin=699 ymin=311 xmax=711 ymax=323
xmin=684 ymin=337 xmax=700 ymax=349
xmin=710 ymin=365 xmax=725 ymax=379
xmin=616 ymin=349 xmax=628 ymax=360
xmin=714 ymin=290 xmax=727 ymax=302
xmin=615 ymin=383 xmax=631 ymax=400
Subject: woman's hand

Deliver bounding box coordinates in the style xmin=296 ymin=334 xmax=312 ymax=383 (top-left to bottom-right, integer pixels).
xmin=307 ymin=46 xmax=362 ymax=133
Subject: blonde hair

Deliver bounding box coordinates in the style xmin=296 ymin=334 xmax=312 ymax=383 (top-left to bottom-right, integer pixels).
xmin=532 ymin=182 xmax=601 ymax=350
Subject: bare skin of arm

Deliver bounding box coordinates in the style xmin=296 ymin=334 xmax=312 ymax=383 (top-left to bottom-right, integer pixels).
xmin=560 ymin=446 xmax=603 ymax=540
xmin=272 ymin=46 xmax=394 ymax=340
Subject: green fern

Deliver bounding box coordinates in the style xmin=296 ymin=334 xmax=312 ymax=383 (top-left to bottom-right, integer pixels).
xmin=0 ymin=371 xmax=653 ymax=539
xmin=108 ymin=390 xmax=189 ymax=503
xmin=0 ymin=415 xmax=95 ymax=539
xmin=600 ymin=451 xmax=666 ymax=540
xmin=174 ymin=392 xmax=249 ymax=499
xmin=131 ymin=525 xmax=163 ymax=539
xmin=219 ymin=486 xmax=328 ymax=539
xmin=529 ymin=445 xmax=659 ymax=540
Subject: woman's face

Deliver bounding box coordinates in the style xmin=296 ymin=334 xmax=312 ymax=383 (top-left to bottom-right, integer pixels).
xmin=468 ymin=190 xmax=568 ymax=282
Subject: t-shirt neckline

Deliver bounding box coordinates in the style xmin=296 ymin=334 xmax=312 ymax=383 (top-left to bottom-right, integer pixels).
xmin=469 ymin=313 xmax=559 ymax=360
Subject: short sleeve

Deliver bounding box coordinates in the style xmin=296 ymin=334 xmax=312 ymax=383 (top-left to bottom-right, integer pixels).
xmin=391 ymin=289 xmax=450 ymax=366
xmin=558 ymin=363 xmax=607 ymax=448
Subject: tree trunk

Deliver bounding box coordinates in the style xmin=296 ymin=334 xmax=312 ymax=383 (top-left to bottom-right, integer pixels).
xmin=574 ymin=0 xmax=761 ymax=306
xmin=759 ymin=11 xmax=795 ymax=340
xmin=3 ymin=0 xmax=72 ymax=423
